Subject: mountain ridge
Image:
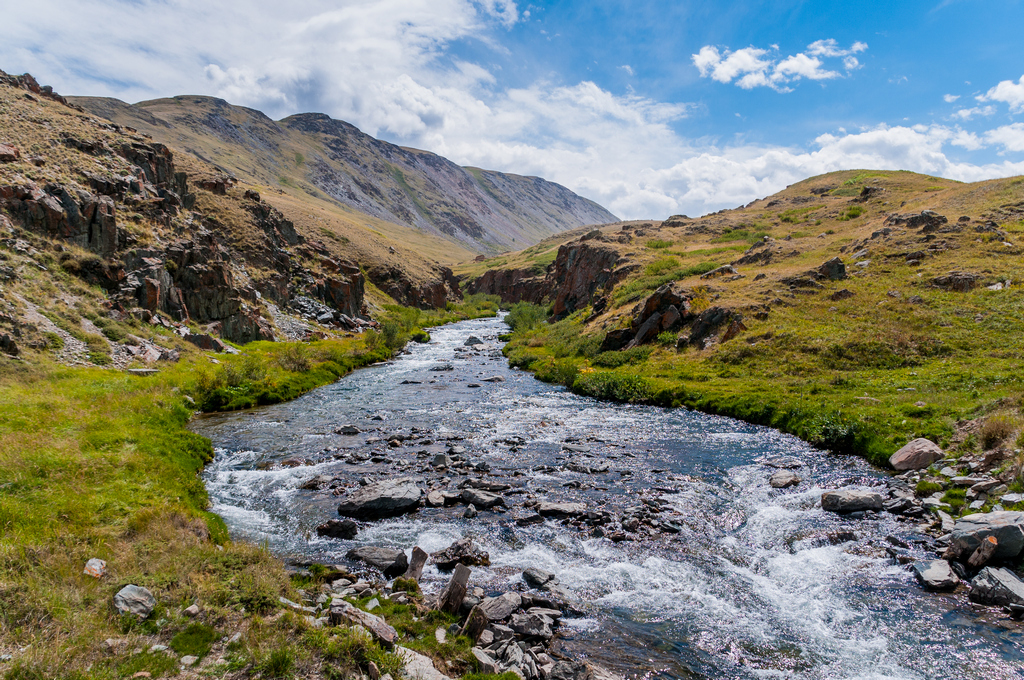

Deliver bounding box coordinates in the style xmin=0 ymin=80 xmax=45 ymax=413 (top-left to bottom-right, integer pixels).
xmin=71 ymin=94 xmax=618 ymax=256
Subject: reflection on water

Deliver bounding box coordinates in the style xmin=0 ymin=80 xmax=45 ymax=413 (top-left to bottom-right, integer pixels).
xmin=193 ymin=316 xmax=1024 ymax=679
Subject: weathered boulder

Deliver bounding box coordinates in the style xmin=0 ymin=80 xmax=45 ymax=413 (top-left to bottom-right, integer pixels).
xmin=536 ymin=501 xmax=587 ymax=518
xmin=599 ymin=328 xmax=633 ymax=352
xmin=523 ymin=567 xmax=557 ymax=588
xmin=912 ymin=560 xmax=959 ymax=591
xmin=816 ymin=257 xmax=847 ymax=281
xmin=509 ymin=612 xmax=553 ymax=639
xmin=969 ymin=567 xmax=1024 ymax=607
xmin=329 ymin=599 xmax=398 ymax=648
xmin=821 ymin=488 xmax=883 ymax=514
xmin=345 ymin=546 xmax=409 ymax=578
xmin=947 ymin=511 xmax=1024 ymax=561
xmin=479 ymin=592 xmax=521 ymax=621
xmin=885 ymin=210 xmax=948 ymax=233
xmin=113 ymin=585 xmax=156 ymax=619
xmin=0 ymin=143 xmax=19 ymax=162
xmin=396 ymin=646 xmax=454 ymax=680
xmin=430 ymin=538 xmax=490 ymax=571
xmin=460 ymin=488 xmax=504 ymax=509
xmin=769 ymin=470 xmax=801 ymax=489
xmin=932 ymin=272 xmax=979 ymax=292
xmin=889 ymin=438 xmax=944 ymax=471
xmin=316 ymin=519 xmax=358 ymax=539
xmin=337 ymin=478 xmax=422 ymax=519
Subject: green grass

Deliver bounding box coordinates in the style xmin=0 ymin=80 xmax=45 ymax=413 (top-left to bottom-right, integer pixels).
xmin=646 ymin=239 xmax=673 ymax=249
xmin=170 ymin=622 xmax=219 ymax=658
xmin=611 ymin=261 xmax=721 ymax=305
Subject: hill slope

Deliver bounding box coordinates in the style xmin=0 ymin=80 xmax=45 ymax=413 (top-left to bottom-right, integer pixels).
xmin=72 ymin=95 xmax=617 ymax=256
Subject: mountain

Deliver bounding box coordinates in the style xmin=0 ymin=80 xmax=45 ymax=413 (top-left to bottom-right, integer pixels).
xmin=71 ymin=95 xmax=618 ymax=256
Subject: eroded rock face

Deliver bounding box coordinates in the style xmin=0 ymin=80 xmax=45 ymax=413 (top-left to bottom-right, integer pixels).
xmin=0 ymin=182 xmax=119 ymax=255
xmin=337 ymin=478 xmax=423 ymax=519
xmin=465 ymin=268 xmax=548 ymax=304
xmin=889 ymin=438 xmax=944 ymax=471
xmin=548 ymin=241 xmax=621 ymax=319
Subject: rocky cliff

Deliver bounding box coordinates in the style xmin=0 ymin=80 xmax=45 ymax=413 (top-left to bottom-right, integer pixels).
xmin=0 ymin=70 xmax=369 ymax=346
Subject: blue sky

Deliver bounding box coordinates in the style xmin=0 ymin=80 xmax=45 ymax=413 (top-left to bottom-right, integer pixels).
xmin=2 ymin=0 xmax=1023 ymax=219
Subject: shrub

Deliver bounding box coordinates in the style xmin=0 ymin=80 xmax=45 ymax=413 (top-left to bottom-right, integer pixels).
xmin=504 ymin=302 xmax=548 ymax=334
xmin=381 ymin=321 xmax=403 ymax=350
xmin=839 ymin=205 xmax=864 ymax=221
xmin=644 ymin=257 xmax=678 ymax=276
xmin=981 ymin=415 xmax=1016 ymax=449
xmin=276 ymin=344 xmax=311 ymax=372
xmin=688 ymin=286 xmax=712 ymax=313
xmin=646 ymin=239 xmax=673 ymax=249
xmin=258 ymin=648 xmax=295 ymax=678
xmin=573 ymin=372 xmax=652 ymax=403
xmin=916 ymin=480 xmax=943 ymax=496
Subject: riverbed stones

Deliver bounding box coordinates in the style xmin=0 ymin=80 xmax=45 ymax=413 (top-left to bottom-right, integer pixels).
xmin=968 ymin=567 xmax=1024 ymax=607
xmin=769 ymin=470 xmax=801 ymax=488
xmin=946 ymin=511 xmax=1024 ymax=561
xmin=522 ymin=568 xmax=556 ymax=588
xmin=479 ymin=592 xmax=521 ymax=621
xmin=460 ymin=488 xmax=504 ymax=509
xmin=536 ymin=501 xmax=586 ymax=518
xmin=889 ymin=438 xmax=944 ymax=471
xmin=113 ymin=585 xmax=156 ymax=619
xmin=346 ymin=547 xmax=409 ymax=578
xmin=337 ymin=478 xmax=422 ymax=519
xmin=912 ymin=560 xmax=959 ymax=591
xmin=821 ymin=489 xmax=883 ymax=514
xmin=431 ymin=538 xmax=490 ymax=571
xmin=316 ymin=519 xmax=358 ymax=539
xmin=509 ymin=612 xmax=553 ymax=639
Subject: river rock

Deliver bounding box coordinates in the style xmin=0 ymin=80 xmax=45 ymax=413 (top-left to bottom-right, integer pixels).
xmin=113 ymin=585 xmax=156 ymax=619
xmin=464 ymin=336 xmax=484 ymax=346
xmin=460 ymin=488 xmax=504 ymax=509
xmin=536 ymin=501 xmax=587 ymax=518
xmin=969 ymin=567 xmax=1024 ymax=607
xmin=346 ymin=546 xmax=409 ymax=578
xmin=821 ymin=489 xmax=883 ymax=514
xmin=337 ymin=478 xmax=422 ymax=519
xmin=769 ymin=470 xmax=801 ymax=488
xmin=463 ymin=504 xmax=478 ymax=519
xmin=912 ymin=560 xmax=959 ymax=591
xmin=947 ymin=511 xmax=1024 ymax=561
xmin=889 ymin=438 xmax=944 ymax=471
xmin=479 ymin=592 xmax=521 ymax=621
xmin=316 ymin=519 xmax=358 ymax=539
xmin=523 ymin=567 xmax=556 ymax=588
xmin=430 ymin=538 xmax=490 ymax=571
xmin=425 ymin=490 xmax=445 ymax=507
xmin=509 ymin=612 xmax=553 ymax=639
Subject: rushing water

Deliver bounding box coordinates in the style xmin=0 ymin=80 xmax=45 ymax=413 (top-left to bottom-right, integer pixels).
xmin=193 ymin=316 xmax=1024 ymax=680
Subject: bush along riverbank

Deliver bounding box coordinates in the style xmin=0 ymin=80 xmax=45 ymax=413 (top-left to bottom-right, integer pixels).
xmin=501 ymin=300 xmax=1024 ymax=612
xmin=0 ymin=296 xmax=515 ymax=680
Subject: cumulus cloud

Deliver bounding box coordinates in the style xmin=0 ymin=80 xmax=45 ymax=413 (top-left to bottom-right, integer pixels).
xmin=985 ymin=123 xmax=1024 ymax=152
xmin=978 ymin=74 xmax=1024 ymax=113
xmin=952 ymin=105 xmax=996 ymax=120
xmin=943 ymin=93 xmax=961 ymax=103
xmin=692 ymin=40 xmax=865 ymax=92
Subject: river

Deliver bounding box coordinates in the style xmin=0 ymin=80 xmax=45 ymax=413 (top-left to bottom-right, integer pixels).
xmin=192 ymin=316 xmax=1024 ymax=679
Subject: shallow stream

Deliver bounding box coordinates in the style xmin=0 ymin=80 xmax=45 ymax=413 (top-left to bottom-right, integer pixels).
xmin=192 ymin=316 xmax=1024 ymax=679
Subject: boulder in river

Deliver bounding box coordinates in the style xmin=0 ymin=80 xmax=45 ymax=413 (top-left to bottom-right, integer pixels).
xmin=346 ymin=546 xmax=409 ymax=578
xmin=889 ymin=438 xmax=944 ymax=471
xmin=912 ymin=560 xmax=960 ymax=591
xmin=821 ymin=489 xmax=883 ymax=514
xmin=523 ymin=567 xmax=557 ymax=588
xmin=969 ymin=567 xmax=1024 ymax=607
xmin=464 ymin=336 xmax=484 ymax=346
xmin=316 ymin=518 xmax=358 ymax=539
xmin=430 ymin=538 xmax=490 ymax=571
xmin=769 ymin=470 xmax=801 ymax=488
xmin=946 ymin=511 xmax=1024 ymax=562
xmin=536 ymin=501 xmax=587 ymax=518
xmin=460 ymin=488 xmax=504 ymax=509
xmin=337 ymin=477 xmax=422 ymax=519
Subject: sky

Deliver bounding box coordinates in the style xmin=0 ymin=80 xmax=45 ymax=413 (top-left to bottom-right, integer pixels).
xmin=2 ymin=0 xmax=1023 ymax=220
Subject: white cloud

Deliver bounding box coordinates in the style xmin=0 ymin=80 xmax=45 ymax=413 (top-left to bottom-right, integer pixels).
xmin=692 ymin=40 xmax=864 ymax=92
xmin=978 ymin=74 xmax=1024 ymax=113
xmin=985 ymin=123 xmax=1024 ymax=152
xmin=943 ymin=93 xmax=960 ymax=103
xmin=620 ymin=65 xmax=635 ymax=76
xmin=952 ymin=105 xmax=996 ymax=120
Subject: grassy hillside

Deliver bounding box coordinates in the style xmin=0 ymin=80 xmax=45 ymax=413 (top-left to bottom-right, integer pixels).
xmin=488 ymin=170 xmax=1024 ymax=475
